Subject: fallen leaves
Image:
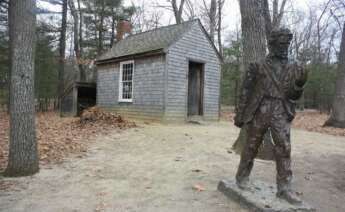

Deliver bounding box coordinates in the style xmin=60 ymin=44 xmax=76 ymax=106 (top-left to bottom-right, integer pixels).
xmin=292 ymin=111 xmax=345 ymax=137
xmin=78 ymin=106 xmax=136 ymax=130
xmin=222 ymin=110 xmax=345 ymax=137
xmin=193 ymin=185 xmax=206 ymax=192
xmin=0 ymin=107 xmax=136 ymax=171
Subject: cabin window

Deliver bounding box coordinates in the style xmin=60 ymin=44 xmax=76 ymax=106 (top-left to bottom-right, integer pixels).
xmin=118 ymin=60 xmax=134 ymax=102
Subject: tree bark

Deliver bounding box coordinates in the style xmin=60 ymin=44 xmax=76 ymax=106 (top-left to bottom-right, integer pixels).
xmin=262 ymin=0 xmax=272 ymax=38
xmin=77 ymin=0 xmax=83 ymax=56
xmin=262 ymin=0 xmax=288 ymax=40
xmin=209 ymin=0 xmax=217 ymax=42
xmin=110 ymin=2 xmax=116 ymax=47
xmin=5 ymin=0 xmax=39 ymax=177
xmin=324 ymin=22 xmax=345 ymax=128
xmin=172 ymin=0 xmax=185 ymax=24
xmin=68 ymin=0 xmax=85 ymax=81
xmin=97 ymin=0 xmax=105 ymax=54
xmin=58 ymin=0 xmax=67 ymax=110
xmin=238 ymin=0 xmax=266 ymax=71
xmin=217 ymin=0 xmax=224 ymax=57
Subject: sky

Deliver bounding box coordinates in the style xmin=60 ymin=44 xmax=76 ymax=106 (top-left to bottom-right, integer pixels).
xmin=122 ymin=0 xmax=316 ymax=30
xmin=39 ymin=0 xmax=320 ymax=31
xmin=38 ymin=0 xmax=327 ymax=44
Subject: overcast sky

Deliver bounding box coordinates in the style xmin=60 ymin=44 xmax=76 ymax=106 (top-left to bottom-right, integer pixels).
xmin=38 ymin=0 xmax=327 ymax=43
xmin=123 ymin=0 xmax=321 ymax=30
xmin=38 ymin=0 xmax=324 ymax=29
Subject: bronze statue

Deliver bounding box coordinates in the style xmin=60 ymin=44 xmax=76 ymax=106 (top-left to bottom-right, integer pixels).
xmin=234 ymin=28 xmax=308 ymax=205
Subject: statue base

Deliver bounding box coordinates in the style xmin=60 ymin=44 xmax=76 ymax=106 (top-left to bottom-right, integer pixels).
xmin=218 ymin=180 xmax=315 ymax=212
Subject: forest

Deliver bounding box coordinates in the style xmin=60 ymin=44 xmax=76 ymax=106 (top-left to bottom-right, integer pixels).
xmin=0 ymin=0 xmax=345 ymax=211
xmin=0 ymin=0 xmax=343 ymax=114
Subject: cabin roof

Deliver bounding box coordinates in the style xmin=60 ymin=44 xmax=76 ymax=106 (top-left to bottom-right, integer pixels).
xmin=97 ymin=20 xmax=198 ymax=62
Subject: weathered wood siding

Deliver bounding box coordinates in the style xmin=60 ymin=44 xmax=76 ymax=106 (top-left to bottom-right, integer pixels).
xmin=97 ymin=55 xmax=166 ymax=120
xmin=165 ymin=22 xmax=221 ymax=121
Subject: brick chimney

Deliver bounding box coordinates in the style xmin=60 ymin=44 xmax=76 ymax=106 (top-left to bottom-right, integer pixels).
xmin=116 ymin=19 xmax=132 ymax=41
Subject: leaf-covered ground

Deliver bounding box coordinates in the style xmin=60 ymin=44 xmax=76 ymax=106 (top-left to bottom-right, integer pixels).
xmin=221 ymin=110 xmax=345 ymax=137
xmin=1 ymin=121 xmax=344 ymax=212
xmin=0 ymin=107 xmax=136 ymax=171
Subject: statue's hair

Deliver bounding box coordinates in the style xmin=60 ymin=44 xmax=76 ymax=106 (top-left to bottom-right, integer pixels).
xmin=268 ymin=28 xmax=293 ymax=45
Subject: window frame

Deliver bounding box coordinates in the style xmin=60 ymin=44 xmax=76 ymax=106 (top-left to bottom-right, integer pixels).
xmin=118 ymin=60 xmax=134 ymax=103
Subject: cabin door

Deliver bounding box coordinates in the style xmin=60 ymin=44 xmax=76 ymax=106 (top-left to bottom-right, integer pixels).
xmin=188 ymin=62 xmax=204 ymax=116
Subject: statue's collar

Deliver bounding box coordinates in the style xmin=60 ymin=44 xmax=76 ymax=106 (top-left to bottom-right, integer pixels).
xmin=266 ymin=55 xmax=288 ymax=65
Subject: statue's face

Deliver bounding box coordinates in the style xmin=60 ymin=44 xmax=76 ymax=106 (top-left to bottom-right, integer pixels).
xmin=269 ymin=33 xmax=292 ymax=59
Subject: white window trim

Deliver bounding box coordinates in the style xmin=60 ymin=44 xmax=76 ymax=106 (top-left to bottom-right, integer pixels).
xmin=118 ymin=60 xmax=134 ymax=103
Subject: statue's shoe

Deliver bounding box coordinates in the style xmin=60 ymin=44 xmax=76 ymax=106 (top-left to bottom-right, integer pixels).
xmin=277 ymin=191 xmax=303 ymax=205
xmin=236 ymin=179 xmax=251 ymax=191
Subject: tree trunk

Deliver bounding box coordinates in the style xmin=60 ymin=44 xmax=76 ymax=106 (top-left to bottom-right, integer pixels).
xmin=5 ymin=0 xmax=39 ymax=177
xmin=172 ymin=0 xmax=185 ymax=24
xmin=232 ymin=0 xmax=275 ymax=161
xmin=217 ymin=0 xmax=224 ymax=118
xmin=110 ymin=3 xmax=116 ymax=47
xmin=97 ymin=1 xmax=105 ymax=54
xmin=69 ymin=0 xmax=85 ymax=81
xmin=324 ymin=22 xmax=345 ymax=128
xmin=77 ymin=0 xmax=83 ymax=53
xmin=209 ymin=0 xmax=217 ymax=42
xmin=58 ymin=0 xmax=67 ymax=110
xmin=239 ymin=0 xmax=266 ymax=71
xmin=217 ymin=0 xmax=224 ymax=57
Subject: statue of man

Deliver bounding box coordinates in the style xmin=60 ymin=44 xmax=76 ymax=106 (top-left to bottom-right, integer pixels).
xmin=234 ymin=28 xmax=308 ymax=205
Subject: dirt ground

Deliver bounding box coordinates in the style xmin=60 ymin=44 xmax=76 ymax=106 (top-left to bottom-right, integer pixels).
xmin=0 ymin=121 xmax=345 ymax=212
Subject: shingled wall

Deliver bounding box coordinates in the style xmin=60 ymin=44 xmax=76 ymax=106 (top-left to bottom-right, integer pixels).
xmin=165 ymin=22 xmax=221 ymax=121
xmin=97 ymin=55 xmax=166 ymax=120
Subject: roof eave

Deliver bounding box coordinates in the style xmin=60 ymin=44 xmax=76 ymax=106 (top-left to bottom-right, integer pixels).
xmin=195 ymin=19 xmax=224 ymax=63
xmin=95 ymin=49 xmax=165 ymax=66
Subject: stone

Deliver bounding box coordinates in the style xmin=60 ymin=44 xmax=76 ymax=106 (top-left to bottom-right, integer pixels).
xmin=217 ymin=180 xmax=315 ymax=212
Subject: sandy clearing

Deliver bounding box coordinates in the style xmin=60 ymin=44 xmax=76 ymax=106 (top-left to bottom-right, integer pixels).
xmin=0 ymin=121 xmax=344 ymax=212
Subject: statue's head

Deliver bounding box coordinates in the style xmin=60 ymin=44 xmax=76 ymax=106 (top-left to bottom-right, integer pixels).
xmin=268 ymin=28 xmax=293 ymax=59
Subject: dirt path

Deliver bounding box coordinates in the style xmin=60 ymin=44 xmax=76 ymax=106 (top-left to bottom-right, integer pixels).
xmin=0 ymin=122 xmax=344 ymax=212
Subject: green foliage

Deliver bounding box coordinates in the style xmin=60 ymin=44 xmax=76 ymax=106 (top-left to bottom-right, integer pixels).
xmin=303 ymin=63 xmax=336 ymax=111
xmin=34 ymin=26 xmax=58 ymax=99
xmin=81 ymin=0 xmax=136 ymax=57
xmin=221 ymin=34 xmax=242 ymax=106
xmin=0 ymin=24 xmax=58 ymax=109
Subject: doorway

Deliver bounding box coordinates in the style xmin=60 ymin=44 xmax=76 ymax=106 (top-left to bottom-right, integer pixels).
xmin=188 ymin=61 xmax=204 ymax=116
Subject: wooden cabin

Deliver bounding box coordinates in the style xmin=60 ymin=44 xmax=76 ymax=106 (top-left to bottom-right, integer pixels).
xmin=95 ymin=19 xmax=222 ymax=121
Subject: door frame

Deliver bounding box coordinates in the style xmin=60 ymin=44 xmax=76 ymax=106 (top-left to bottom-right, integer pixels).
xmin=187 ymin=61 xmax=205 ymax=117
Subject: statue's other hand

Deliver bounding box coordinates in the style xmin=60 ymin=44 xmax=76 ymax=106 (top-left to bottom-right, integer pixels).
xmin=294 ymin=65 xmax=308 ymax=87
xmin=234 ymin=115 xmax=244 ymax=128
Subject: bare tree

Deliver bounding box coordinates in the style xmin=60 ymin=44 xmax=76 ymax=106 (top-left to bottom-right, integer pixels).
xmin=131 ymin=0 xmax=163 ymax=33
xmin=210 ymin=0 xmax=217 ymax=41
xmin=58 ymin=0 xmax=67 ymax=110
xmin=217 ymin=0 xmax=224 ymax=56
xmin=184 ymin=0 xmax=197 ymax=20
xmin=68 ymin=0 xmax=85 ymax=81
xmin=200 ymin=0 xmax=217 ymax=42
xmin=325 ymin=22 xmax=345 ymax=128
xmin=77 ymin=0 xmax=83 ymax=54
xmin=200 ymin=0 xmax=224 ymax=52
xmin=262 ymin=0 xmax=288 ymax=40
xmin=98 ymin=0 xmax=105 ymax=53
xmin=238 ymin=0 xmax=266 ymax=71
xmin=171 ymin=0 xmax=186 ymax=24
xmin=5 ymin=0 xmax=39 ymax=177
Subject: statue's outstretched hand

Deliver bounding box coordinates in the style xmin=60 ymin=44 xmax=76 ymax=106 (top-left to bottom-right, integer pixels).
xmin=294 ymin=65 xmax=308 ymax=87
